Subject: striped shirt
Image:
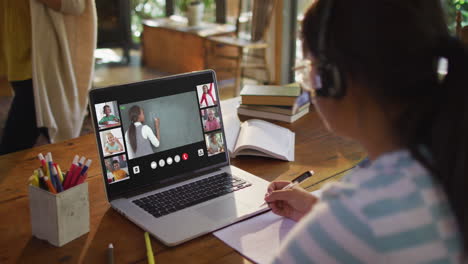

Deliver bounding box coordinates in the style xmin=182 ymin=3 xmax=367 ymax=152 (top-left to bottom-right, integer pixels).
xmin=271 ymin=150 xmax=462 ymax=264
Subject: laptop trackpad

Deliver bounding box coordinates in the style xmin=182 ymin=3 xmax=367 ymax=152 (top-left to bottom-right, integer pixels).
xmin=195 ymin=197 xmax=251 ymax=222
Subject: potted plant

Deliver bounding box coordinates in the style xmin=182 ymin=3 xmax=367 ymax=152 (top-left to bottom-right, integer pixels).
xmin=178 ymin=0 xmax=213 ymax=27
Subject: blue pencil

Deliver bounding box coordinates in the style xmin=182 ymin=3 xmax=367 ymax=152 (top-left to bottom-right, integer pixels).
xmin=46 ymin=153 xmax=58 ymax=190
xmin=51 ymin=166 xmax=64 ymax=192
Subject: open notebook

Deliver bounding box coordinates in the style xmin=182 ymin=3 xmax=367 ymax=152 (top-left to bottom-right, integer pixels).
xmin=214 ymin=189 xmax=323 ymax=263
xmin=223 ymin=114 xmax=295 ymax=161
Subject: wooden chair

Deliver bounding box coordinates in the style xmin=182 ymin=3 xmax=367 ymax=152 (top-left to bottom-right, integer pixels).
xmin=208 ymin=0 xmax=276 ymax=96
xmin=456 ymin=11 xmax=468 ymax=46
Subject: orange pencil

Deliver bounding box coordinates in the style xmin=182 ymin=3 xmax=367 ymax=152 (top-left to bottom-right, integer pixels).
xmin=44 ymin=176 xmax=57 ymax=194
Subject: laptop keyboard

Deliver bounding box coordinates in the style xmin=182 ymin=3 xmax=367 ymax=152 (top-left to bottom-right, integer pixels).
xmin=132 ymin=173 xmax=252 ymax=218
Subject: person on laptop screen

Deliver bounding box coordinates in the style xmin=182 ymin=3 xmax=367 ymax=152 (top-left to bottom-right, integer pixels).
xmin=203 ymin=109 xmax=221 ymax=132
xmin=125 ymin=105 xmax=160 ymax=159
xmin=111 ymin=160 xmax=129 ymax=181
xmin=199 ymin=84 xmax=216 ymax=107
xmin=264 ymin=0 xmax=467 ymax=263
xmin=206 ymin=133 xmax=224 ymax=156
xmin=104 ymin=131 xmax=124 ymax=155
xmin=99 ymin=105 xmax=121 ymax=127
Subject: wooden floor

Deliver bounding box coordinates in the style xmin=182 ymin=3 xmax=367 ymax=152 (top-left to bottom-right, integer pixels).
xmin=93 ymin=49 xmax=238 ymax=99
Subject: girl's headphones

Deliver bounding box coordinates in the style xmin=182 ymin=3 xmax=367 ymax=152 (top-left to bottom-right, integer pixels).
xmin=315 ymin=0 xmax=346 ymax=98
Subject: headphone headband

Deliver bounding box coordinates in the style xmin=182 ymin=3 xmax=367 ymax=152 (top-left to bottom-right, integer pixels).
xmin=315 ymin=0 xmax=346 ymax=98
xmin=317 ymin=0 xmax=333 ymax=61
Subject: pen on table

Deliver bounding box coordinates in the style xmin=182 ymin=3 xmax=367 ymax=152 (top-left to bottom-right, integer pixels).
xmin=260 ymin=170 xmax=315 ymax=207
xmin=107 ymin=243 xmax=114 ymax=264
xmin=144 ymin=232 xmax=155 ymax=264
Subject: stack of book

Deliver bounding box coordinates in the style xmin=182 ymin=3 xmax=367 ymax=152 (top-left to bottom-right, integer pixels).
xmin=238 ymin=83 xmax=310 ymax=123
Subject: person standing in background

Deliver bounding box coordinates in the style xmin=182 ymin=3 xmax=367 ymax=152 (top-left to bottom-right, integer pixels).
xmin=0 ymin=0 xmax=97 ymax=154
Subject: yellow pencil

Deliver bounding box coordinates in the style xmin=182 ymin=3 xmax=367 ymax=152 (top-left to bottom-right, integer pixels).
xmin=56 ymin=164 xmax=64 ymax=183
xmin=144 ymin=232 xmax=155 ymax=264
xmin=29 ymin=174 xmax=39 ymax=187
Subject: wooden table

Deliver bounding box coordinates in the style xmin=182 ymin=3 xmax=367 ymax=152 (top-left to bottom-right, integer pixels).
xmin=142 ymin=17 xmax=235 ymax=74
xmin=0 ymin=106 xmax=366 ymax=263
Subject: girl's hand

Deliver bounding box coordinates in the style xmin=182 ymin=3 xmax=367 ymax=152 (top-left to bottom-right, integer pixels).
xmin=154 ymin=118 xmax=160 ymax=128
xmin=264 ymin=181 xmax=318 ymax=221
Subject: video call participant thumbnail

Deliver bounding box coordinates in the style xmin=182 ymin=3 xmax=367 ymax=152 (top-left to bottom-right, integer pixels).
xmin=104 ymin=131 xmax=124 ymax=155
xmin=99 ymin=105 xmax=120 ymax=125
xmin=95 ymin=102 xmax=121 ymax=129
xmin=111 ymin=160 xmax=129 ymax=181
xmin=197 ymin=83 xmax=217 ymax=108
xmin=104 ymin=155 xmax=130 ymax=183
xmin=100 ymin=128 xmax=125 ymax=157
xmin=205 ymin=132 xmax=225 ymax=156
xmin=125 ymin=105 xmax=160 ymax=159
xmin=201 ymin=108 xmax=221 ymax=132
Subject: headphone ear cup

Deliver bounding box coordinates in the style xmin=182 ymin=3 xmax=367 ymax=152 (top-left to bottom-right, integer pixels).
xmin=317 ymin=63 xmax=345 ymax=98
xmin=330 ymin=64 xmax=345 ymax=98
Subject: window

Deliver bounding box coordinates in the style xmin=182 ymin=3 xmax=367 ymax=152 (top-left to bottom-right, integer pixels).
xmin=131 ymin=0 xmax=166 ymax=42
xmin=294 ymin=0 xmax=315 ymax=82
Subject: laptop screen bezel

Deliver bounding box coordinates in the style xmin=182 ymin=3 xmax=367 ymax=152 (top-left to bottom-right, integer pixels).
xmin=88 ymin=70 xmax=230 ymax=201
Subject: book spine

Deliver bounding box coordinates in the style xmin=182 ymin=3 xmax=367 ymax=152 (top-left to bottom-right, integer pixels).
xmin=238 ymin=108 xmax=291 ymax=123
xmin=238 ymin=107 xmax=309 ymax=123
xmin=240 ymin=103 xmax=310 ymax=115
xmin=241 ymin=96 xmax=296 ymax=106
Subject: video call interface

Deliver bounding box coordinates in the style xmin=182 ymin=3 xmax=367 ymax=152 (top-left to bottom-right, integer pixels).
xmin=93 ymin=78 xmax=227 ymax=195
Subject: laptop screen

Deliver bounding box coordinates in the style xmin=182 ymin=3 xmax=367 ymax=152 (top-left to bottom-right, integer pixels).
xmin=89 ymin=70 xmax=228 ymax=200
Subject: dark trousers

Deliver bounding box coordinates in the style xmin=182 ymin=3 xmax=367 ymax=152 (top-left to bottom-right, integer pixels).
xmin=0 ymin=79 xmax=48 ymax=155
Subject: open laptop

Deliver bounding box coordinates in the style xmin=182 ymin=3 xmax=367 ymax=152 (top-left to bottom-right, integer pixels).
xmin=89 ymin=70 xmax=270 ymax=246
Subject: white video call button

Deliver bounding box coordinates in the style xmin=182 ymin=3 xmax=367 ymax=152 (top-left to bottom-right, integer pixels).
xmin=150 ymin=161 xmax=157 ymax=169
xmin=167 ymin=157 xmax=173 ymax=165
xmin=159 ymin=159 xmax=165 ymax=167
xmin=174 ymin=155 xmax=181 ymax=163
xmin=133 ymin=166 xmax=140 ymax=174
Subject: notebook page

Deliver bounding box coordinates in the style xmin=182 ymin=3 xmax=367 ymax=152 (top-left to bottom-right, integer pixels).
xmin=235 ymin=119 xmax=294 ymax=161
xmin=220 ymin=98 xmax=242 ymax=154
xmin=213 ymin=189 xmax=322 ymax=263
xmin=223 ymin=113 xmax=241 ymax=154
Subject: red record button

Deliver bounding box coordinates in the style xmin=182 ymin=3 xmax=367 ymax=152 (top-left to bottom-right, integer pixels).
xmin=182 ymin=153 xmax=189 ymax=160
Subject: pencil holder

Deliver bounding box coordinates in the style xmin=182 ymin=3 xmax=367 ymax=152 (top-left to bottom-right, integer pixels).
xmin=28 ymin=182 xmax=90 ymax=247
